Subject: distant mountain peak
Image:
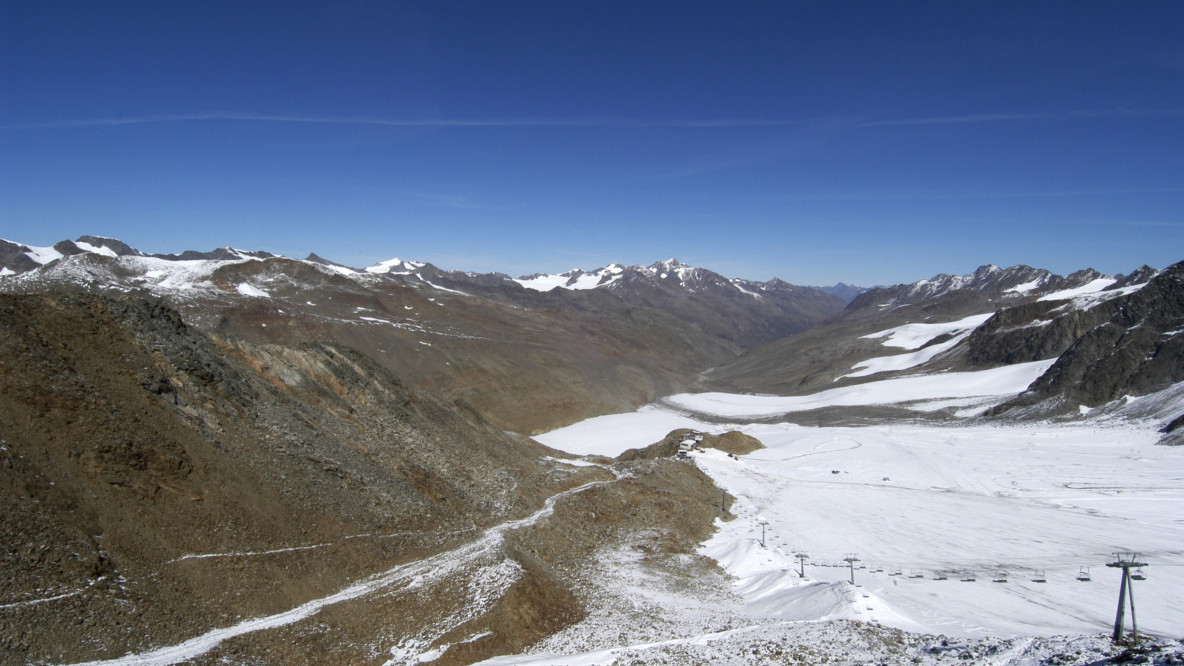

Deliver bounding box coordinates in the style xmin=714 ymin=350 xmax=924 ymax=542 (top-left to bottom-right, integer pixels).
xmin=364 ymin=257 xmax=426 ymax=275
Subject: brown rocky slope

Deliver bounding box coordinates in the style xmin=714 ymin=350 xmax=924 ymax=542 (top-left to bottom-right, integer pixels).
xmin=0 ymin=292 xmax=729 ymax=664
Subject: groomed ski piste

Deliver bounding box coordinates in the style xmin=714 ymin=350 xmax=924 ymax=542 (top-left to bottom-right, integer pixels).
xmin=510 ymin=365 xmax=1184 ymax=665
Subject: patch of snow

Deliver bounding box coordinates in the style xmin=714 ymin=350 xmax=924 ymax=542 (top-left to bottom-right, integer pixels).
xmin=843 ymin=329 xmax=975 ymax=378
xmin=543 ymin=456 xmax=604 ymax=468
xmin=1037 ymin=278 xmax=1117 ymax=302
xmin=534 ymin=406 xmax=727 ymax=458
xmin=318 ymin=263 xmax=357 ymax=276
xmin=731 ymin=281 xmax=762 ymax=298
xmin=365 ymin=257 xmax=425 ymax=275
xmin=23 ymin=244 xmax=64 ymax=265
xmin=74 ymin=240 xmax=119 ymax=258
xmin=235 ymin=283 xmax=269 ymax=298
xmin=515 ymin=266 xmax=626 ymax=292
xmin=861 ymin=313 xmax=993 ymax=350
xmin=1005 ymin=279 xmax=1043 ymax=294
xmin=662 ymin=361 xmax=1054 ymax=421
xmin=422 ymin=280 xmax=469 ymax=296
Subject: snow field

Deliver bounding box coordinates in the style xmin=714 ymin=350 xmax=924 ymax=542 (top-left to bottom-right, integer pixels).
xmin=541 ymin=388 xmax=1184 ymax=642
xmin=845 ymin=312 xmax=995 ymax=378
xmin=692 ymin=424 xmax=1184 ymax=638
xmin=655 ymin=361 xmax=1057 ymax=420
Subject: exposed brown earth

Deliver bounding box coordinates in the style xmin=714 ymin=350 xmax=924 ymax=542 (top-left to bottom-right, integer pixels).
xmin=617 ymin=428 xmax=764 ymax=461
xmin=0 ymin=292 xmax=729 ymax=664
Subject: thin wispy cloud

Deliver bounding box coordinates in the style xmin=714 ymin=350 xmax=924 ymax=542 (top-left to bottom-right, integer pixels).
xmin=768 ymin=185 xmax=1184 ymax=203
xmin=8 ymin=107 xmax=1179 ymax=133
xmin=857 ymin=108 xmax=1184 ymax=128
xmin=0 ymin=112 xmax=801 ymax=131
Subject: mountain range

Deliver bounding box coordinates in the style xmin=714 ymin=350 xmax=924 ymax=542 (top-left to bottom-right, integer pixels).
xmin=1 ymin=236 xmax=847 ymax=432
xmin=2 ymin=235 xmax=1183 ymax=663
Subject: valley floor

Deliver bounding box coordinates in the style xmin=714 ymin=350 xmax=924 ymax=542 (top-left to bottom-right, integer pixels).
xmin=516 ymin=399 xmax=1184 ymax=665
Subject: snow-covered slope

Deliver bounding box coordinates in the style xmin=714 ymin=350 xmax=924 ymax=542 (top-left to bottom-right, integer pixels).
xmin=525 ymin=365 xmax=1184 ymax=664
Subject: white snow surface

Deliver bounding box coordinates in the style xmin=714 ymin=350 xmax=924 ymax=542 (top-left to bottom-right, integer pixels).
xmin=528 ymin=385 xmax=1184 ymax=662
xmin=127 ymin=256 xmax=245 ymax=293
xmin=861 ymin=313 xmax=994 ymax=350
xmin=1037 ymin=278 xmax=1117 ymax=302
xmin=534 ymin=406 xmax=716 ymax=457
xmin=23 ymin=243 xmax=65 ymax=265
xmin=235 ymin=283 xmax=269 ymax=298
xmin=1005 ymin=279 xmax=1044 ymax=294
xmin=661 ymin=361 xmax=1054 ymax=421
xmin=73 ymin=240 xmax=119 ymax=258
xmin=844 ymin=334 xmax=966 ymax=378
xmin=844 ymin=312 xmax=994 ymax=379
xmin=688 ymin=425 xmax=1184 ymax=638
xmin=364 ymin=257 xmax=425 ymax=275
xmin=514 ymin=264 xmax=625 ymax=292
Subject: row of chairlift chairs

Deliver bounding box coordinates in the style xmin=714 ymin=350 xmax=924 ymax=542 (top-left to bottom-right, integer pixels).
xmin=741 ymin=511 xmax=1150 ymax=585
xmin=1074 ymin=566 xmax=1147 ymax=582
xmin=806 ymin=559 xmax=1146 ymax=584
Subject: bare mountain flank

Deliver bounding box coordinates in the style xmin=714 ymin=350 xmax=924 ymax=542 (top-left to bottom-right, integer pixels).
xmin=0 ymin=292 xmax=729 ymax=664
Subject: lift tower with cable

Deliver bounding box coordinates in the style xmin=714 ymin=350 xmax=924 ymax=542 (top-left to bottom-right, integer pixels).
xmin=843 ymin=555 xmax=861 ymax=585
xmin=1106 ymin=552 xmax=1148 ymax=643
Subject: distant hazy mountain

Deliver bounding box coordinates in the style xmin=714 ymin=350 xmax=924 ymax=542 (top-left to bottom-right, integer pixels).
xmin=806 ymin=282 xmax=867 ymax=303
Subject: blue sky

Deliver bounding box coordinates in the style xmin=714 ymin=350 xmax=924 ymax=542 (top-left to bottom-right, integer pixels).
xmin=1 ymin=1 xmax=1181 ymax=286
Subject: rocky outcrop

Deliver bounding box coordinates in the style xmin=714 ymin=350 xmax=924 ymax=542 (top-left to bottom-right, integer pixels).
xmin=616 ymin=428 xmax=764 ymax=462
xmin=0 ymin=239 xmax=45 ymax=274
xmin=844 ymin=264 xmax=1106 ymax=318
xmin=992 ymin=261 xmax=1184 ymax=415
xmin=962 ymin=300 xmax=1112 ymax=367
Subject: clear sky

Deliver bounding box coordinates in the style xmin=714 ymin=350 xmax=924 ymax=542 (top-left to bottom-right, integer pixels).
xmin=2 ymin=1 xmax=1181 ymax=286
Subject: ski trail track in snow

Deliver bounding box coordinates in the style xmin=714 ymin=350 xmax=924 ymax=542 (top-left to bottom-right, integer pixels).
xmin=166 ymin=527 xmax=480 ymax=563
xmin=63 ymin=477 xmax=615 ymax=666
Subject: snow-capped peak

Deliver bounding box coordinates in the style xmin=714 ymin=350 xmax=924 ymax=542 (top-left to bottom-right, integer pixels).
xmin=365 ymin=257 xmax=426 ymax=275
xmin=514 ymin=264 xmax=626 ymax=291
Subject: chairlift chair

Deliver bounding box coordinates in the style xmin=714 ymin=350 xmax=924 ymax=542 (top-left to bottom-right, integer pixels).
xmin=1031 ymin=570 xmax=1046 ymax=583
xmin=1131 ymin=568 xmax=1147 ymax=581
xmin=1076 ymin=567 xmax=1091 ymax=582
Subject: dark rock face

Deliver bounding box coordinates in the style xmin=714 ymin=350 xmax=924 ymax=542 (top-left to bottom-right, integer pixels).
xmin=0 ymin=239 xmax=44 ymax=273
xmin=1162 ymin=413 xmax=1184 ymax=434
xmin=76 ymin=236 xmax=143 ymax=256
xmin=843 ymin=264 xmax=1105 ymax=317
xmin=994 ymin=261 xmax=1184 ymax=413
xmin=963 ymin=300 xmax=1113 ymax=367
